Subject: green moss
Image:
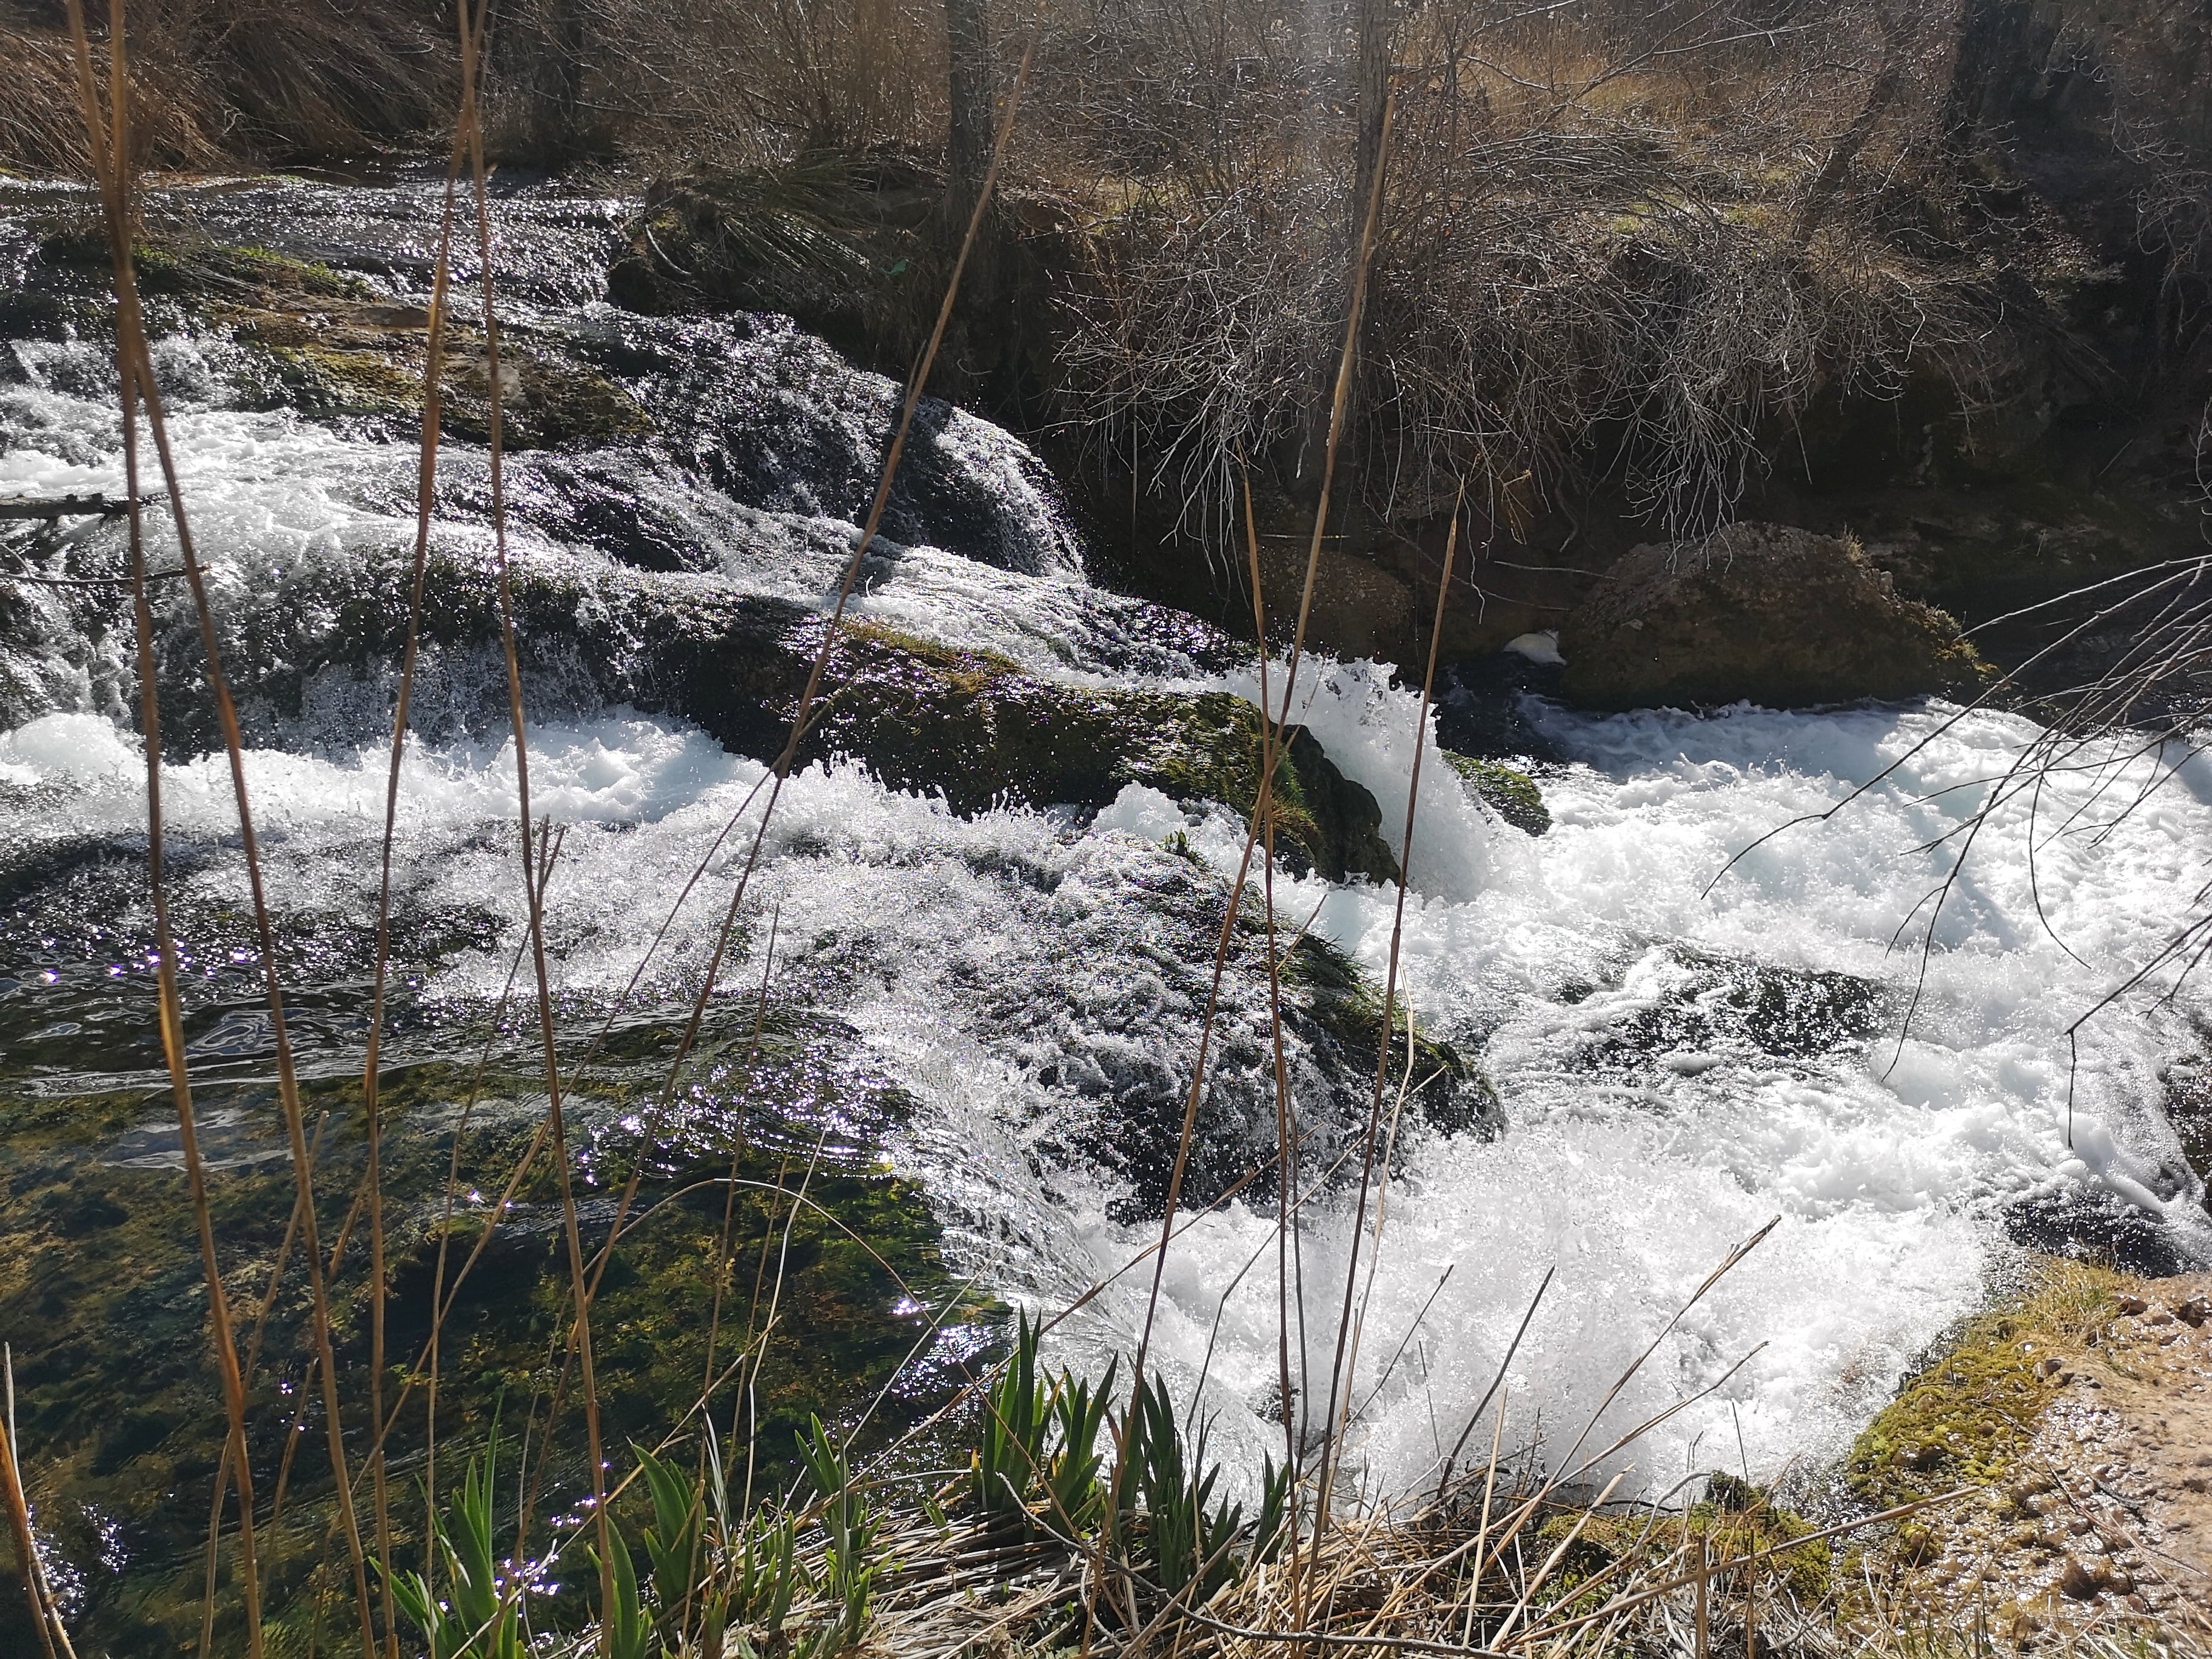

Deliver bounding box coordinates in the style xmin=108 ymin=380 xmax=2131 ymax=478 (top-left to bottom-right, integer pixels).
xmin=1843 ymin=1260 xmax=2121 ymax=1509
xmin=1281 ymin=935 xmax=1498 ymax=1135
xmin=441 ymin=349 xmax=654 ymax=449
xmin=262 ymin=340 xmax=420 ymax=417
xmin=809 ymin=624 xmax=1396 ymax=882
xmin=185 ymin=241 xmax=366 ymax=299
xmin=0 ymin=976 xmax=971 ymax=1655
xmin=221 ymin=310 xmax=651 ymax=446
xmin=1441 ymin=751 xmax=1550 ymax=836
xmin=37 ymin=226 xmax=367 ymax=300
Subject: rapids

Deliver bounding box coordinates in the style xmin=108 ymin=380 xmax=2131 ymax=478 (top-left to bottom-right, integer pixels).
xmin=1 ymin=169 xmax=2207 ymax=1635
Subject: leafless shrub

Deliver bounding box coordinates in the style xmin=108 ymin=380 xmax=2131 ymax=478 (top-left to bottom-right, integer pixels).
xmin=0 ymin=19 xmax=222 ymax=171
xmin=1056 ymin=0 xmax=2015 ymax=550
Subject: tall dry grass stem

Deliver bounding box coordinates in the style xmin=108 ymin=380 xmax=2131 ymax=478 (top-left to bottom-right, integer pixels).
xmin=58 ymin=4 xmax=280 ymax=1652
xmin=446 ymin=0 xmax=625 ymax=1636
xmin=1239 ymin=468 xmax=1304 ymax=1478
xmin=645 ymin=40 xmax=1037 ymax=1164
xmin=357 ymin=116 xmax=464 ymax=1659
xmin=1311 ymin=480 xmax=1455 ymax=1541
xmin=0 ymin=1349 xmax=64 ymax=1659
xmin=1128 ymin=92 xmax=1398 ymax=1487
xmin=59 ymin=3 xmax=381 ymax=1645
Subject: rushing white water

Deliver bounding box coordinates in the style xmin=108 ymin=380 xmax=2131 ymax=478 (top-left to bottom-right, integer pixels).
xmin=3 ymin=178 xmax=2208 ymax=1519
xmin=1039 ymin=688 xmax=2212 ymax=1501
xmin=6 ymin=682 xmax=2205 ymax=1504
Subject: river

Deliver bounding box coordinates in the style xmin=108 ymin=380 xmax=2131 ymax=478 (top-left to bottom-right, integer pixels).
xmin=1 ymin=167 xmax=2207 ymax=1645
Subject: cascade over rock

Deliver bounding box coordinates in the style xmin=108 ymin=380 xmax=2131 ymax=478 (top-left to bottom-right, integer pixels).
xmin=1559 ymin=522 xmax=1989 ymax=710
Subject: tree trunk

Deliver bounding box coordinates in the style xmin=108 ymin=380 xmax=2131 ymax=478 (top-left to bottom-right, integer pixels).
xmin=486 ymin=0 xmax=591 ymax=162
xmin=1351 ymin=0 xmax=1393 ymax=242
xmin=543 ymin=0 xmax=588 ymax=156
xmin=1944 ymin=0 xmax=2036 ymax=147
xmin=945 ymin=0 xmax=993 ymax=230
xmin=1794 ymin=4 xmax=1908 ymax=248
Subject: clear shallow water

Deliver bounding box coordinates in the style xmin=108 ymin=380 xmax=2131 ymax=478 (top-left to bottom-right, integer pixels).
xmin=2 ymin=177 xmax=2208 ymax=1582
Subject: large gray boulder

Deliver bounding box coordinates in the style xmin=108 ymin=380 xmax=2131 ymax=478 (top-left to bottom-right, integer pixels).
xmin=1560 ymin=523 xmax=1988 ymax=709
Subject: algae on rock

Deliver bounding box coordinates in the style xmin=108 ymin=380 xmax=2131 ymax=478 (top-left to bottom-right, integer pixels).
xmin=804 ymin=624 xmax=1401 ymax=882
xmin=1844 ymin=1259 xmax=2121 ymax=1510
xmin=1440 ymin=750 xmax=1550 ymax=836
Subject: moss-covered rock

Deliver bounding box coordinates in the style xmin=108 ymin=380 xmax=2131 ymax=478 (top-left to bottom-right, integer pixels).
xmin=1560 ymin=522 xmax=1991 ymax=709
xmin=150 ymin=551 xmax=1396 ymax=881
xmin=0 ymin=986 xmax=962 ymax=1655
xmin=29 ymin=223 xmax=648 ymax=449
xmin=35 ymin=223 xmax=370 ymax=301
xmin=1844 ymin=1259 xmax=2121 ymax=1509
xmin=439 ymin=345 xmax=654 ymax=449
xmin=605 ymin=159 xmax=909 ymax=333
xmin=229 ymin=310 xmax=650 ymax=447
xmin=605 ymin=157 xmax=1090 ymax=405
xmin=1440 ymin=750 xmax=1550 ymax=836
xmin=781 ymin=623 xmax=1401 ymax=883
xmin=1282 ymin=933 xmax=1500 ymax=1140
xmin=243 ymin=327 xmax=423 ymax=417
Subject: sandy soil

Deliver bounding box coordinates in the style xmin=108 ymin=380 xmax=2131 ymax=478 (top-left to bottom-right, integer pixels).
xmin=1895 ymin=1271 xmax=2212 ymax=1640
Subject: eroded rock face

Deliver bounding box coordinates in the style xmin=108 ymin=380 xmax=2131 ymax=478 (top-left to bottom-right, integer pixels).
xmin=1560 ymin=522 xmax=1987 ymax=709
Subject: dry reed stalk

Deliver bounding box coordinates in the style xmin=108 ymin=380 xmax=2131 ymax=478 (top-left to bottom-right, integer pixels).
xmin=59 ymin=4 xmax=381 ymax=1646
xmin=352 ymin=833 xmax=561 ymax=1470
xmin=1311 ymin=484 xmax=1456 ymax=1544
xmin=1126 ymin=104 xmax=1401 ymax=1537
xmin=355 ymin=124 xmax=464 ymax=1659
xmin=1181 ymin=84 xmax=1394 ymax=1638
xmin=1458 ymin=1386 xmax=1508 ymax=1647
xmin=1238 ymin=468 xmax=1304 ymax=1475
xmin=699 ymin=904 xmax=783 ymax=1414
xmin=624 ymin=41 xmax=1037 ymax=1205
xmin=56 ymin=5 xmax=275 ymax=1654
xmin=424 ymin=67 xmax=1032 ymax=1594
xmin=196 ymin=1108 xmax=341 ymax=1658
xmin=680 ymin=905 xmax=785 ymax=1646
xmin=510 ymin=42 xmax=1027 ymax=1645
xmin=0 ymin=1366 xmax=60 ymax=1659
xmin=422 ymin=839 xmax=546 ymax=1617
xmin=443 ymin=0 xmax=626 ymax=1634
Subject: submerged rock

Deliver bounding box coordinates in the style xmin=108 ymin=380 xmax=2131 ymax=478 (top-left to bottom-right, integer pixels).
xmin=1560 ymin=522 xmax=1988 ymax=709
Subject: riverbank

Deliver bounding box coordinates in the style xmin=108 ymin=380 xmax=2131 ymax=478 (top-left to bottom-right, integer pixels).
xmin=10 ymin=2 xmax=2212 ymax=680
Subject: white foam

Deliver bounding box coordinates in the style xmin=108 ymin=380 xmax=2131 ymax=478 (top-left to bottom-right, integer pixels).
xmin=7 ymin=679 xmax=2207 ymax=1504
xmin=1091 ymin=782 xmax=1188 ymax=842
xmin=6 ymin=295 xmax=2209 ymax=1509
xmin=1505 ymin=630 xmax=1563 ymax=665
xmin=959 ymin=688 xmax=2212 ymax=1501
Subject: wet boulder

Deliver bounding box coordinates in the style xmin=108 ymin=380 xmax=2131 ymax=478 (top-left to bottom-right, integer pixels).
xmin=796 ymin=625 xmax=1402 ymax=883
xmin=130 ymin=545 xmax=1399 ymax=882
xmin=1560 ymin=522 xmax=1988 ymax=709
xmin=1439 ymin=751 xmax=1549 ymax=836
